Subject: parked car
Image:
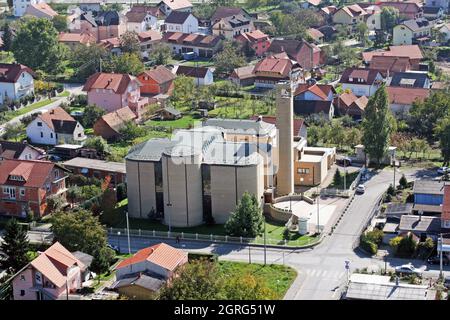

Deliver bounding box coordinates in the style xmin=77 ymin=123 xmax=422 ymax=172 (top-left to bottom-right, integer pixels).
xmin=395 ymin=264 xmax=423 ymax=276
xmin=107 ymin=243 xmax=120 ymax=253
xmin=427 ymin=255 xmax=449 ymax=266
xmin=355 ymin=184 xmax=365 ymax=194
xmin=338 ymin=157 xmax=352 ymax=166
xmin=437 ymin=167 xmax=449 ymax=175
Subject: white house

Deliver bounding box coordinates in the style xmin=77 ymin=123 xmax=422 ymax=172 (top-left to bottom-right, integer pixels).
xmin=425 ymin=0 xmax=449 ymax=12
xmin=393 ymin=19 xmax=433 ymax=46
xmin=164 ymin=11 xmax=198 ymax=34
xmin=13 ymin=0 xmax=40 ymax=17
xmin=0 ymin=63 xmax=35 ymax=105
xmin=26 ymin=107 xmax=86 ymax=145
xmin=339 ymin=67 xmax=384 ymax=97
xmin=157 ymin=0 xmax=193 ymax=16
xmin=126 ymin=10 xmax=158 ymax=33
xmin=439 ymin=23 xmax=450 ymax=42
xmin=174 ymin=65 xmax=214 ymax=86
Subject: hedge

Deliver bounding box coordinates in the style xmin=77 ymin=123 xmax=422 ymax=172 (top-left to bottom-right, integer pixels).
xmin=188 ymin=252 xmax=218 ymax=262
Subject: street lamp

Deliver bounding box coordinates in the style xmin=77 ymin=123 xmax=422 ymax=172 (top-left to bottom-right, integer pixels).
xmin=117 ymin=231 xmax=121 ymax=253
xmin=316 ymin=186 xmax=320 ymax=235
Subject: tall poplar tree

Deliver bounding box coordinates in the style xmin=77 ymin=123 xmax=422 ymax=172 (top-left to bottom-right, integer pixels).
xmin=0 ymin=219 xmax=30 ymax=273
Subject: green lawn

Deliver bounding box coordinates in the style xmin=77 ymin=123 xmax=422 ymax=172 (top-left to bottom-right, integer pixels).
xmin=57 ymin=91 xmax=70 ymax=97
xmin=146 ymin=114 xmax=197 ymax=129
xmin=208 ymin=96 xmax=274 ymax=119
xmin=256 ymin=220 xmax=319 ymax=246
xmin=328 ymin=171 xmax=360 ymax=189
xmin=181 ymin=60 xmax=215 ymax=67
xmin=11 ymin=98 xmax=57 ymax=117
xmin=217 ymin=261 xmax=297 ymax=299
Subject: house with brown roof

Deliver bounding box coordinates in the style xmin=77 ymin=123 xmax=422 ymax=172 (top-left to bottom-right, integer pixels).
xmin=138 ymin=30 xmax=163 ymax=60
xmin=335 ymin=91 xmax=368 ymax=119
xmin=157 ymin=0 xmax=193 ymax=16
xmin=320 ymin=5 xmax=338 ymax=22
xmin=267 ymin=39 xmax=322 ymax=71
xmin=386 ymin=86 xmax=429 ymax=116
xmin=235 ymin=30 xmax=271 ymax=56
xmin=369 ymin=56 xmax=412 ymax=77
xmin=307 ymin=28 xmax=325 ymax=44
xmin=211 ymin=7 xmax=252 ymax=24
xmin=162 ymin=31 xmax=222 ymax=58
xmin=442 ymin=185 xmax=450 ymax=230
xmin=83 ymin=72 xmax=150 ymax=119
xmin=378 ymin=1 xmax=423 ymax=20
xmin=212 ymin=13 xmax=255 ymax=40
xmin=12 ymin=242 xmax=85 ymax=300
xmin=99 ymin=37 xmax=122 ymax=55
xmin=0 ymin=140 xmax=45 ymax=160
xmin=137 ymin=65 xmax=176 ymax=96
xmin=250 ymin=115 xmax=307 ymax=140
xmin=0 ymin=159 xmax=69 ymax=217
xmin=163 ymin=11 xmax=198 ymax=34
xmin=339 ymin=67 xmax=384 ymax=97
xmin=0 ymin=63 xmax=35 ymax=104
xmin=230 ymin=65 xmax=255 ymax=86
xmin=174 ymin=65 xmax=214 ymax=85
xmin=293 ymin=83 xmax=336 ymax=121
xmin=332 ymin=4 xmax=369 ymax=28
xmin=62 ymin=157 xmax=126 ymax=185
xmin=58 ymin=32 xmax=96 ymax=50
xmin=73 ymin=10 xmax=126 ymax=43
xmin=24 ymin=2 xmax=58 ymax=19
xmin=93 ymin=106 xmax=137 ymax=141
xmin=253 ymin=55 xmax=301 ymax=89
xmin=393 ymin=18 xmax=433 ymax=45
xmin=26 ymin=107 xmax=86 ymax=146
xmin=126 ymin=8 xmax=158 ymax=33
xmin=362 ymin=45 xmax=423 ymax=69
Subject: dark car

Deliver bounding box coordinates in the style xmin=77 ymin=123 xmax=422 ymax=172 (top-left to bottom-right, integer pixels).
xmin=427 ymin=255 xmax=449 ymax=266
xmin=107 ymin=243 xmax=120 ymax=254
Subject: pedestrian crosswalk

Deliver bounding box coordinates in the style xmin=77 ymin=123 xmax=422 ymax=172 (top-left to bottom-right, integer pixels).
xmin=303 ymin=268 xmax=346 ymax=279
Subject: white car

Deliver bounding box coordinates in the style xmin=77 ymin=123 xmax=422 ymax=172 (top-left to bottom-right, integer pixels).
xmin=395 ymin=264 xmax=423 ymax=276
xmin=437 ymin=167 xmax=449 ymax=175
xmin=355 ymin=184 xmax=365 ymax=194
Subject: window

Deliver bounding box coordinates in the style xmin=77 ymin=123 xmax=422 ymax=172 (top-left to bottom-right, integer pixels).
xmin=20 ymin=188 xmax=25 ymax=196
xmin=50 ymin=133 xmax=53 ymax=139
xmin=37 ymin=122 xmax=42 ymax=127
xmin=297 ymin=168 xmax=310 ymax=174
xmin=20 ymin=275 xmax=25 ymax=281
xmin=40 ymin=132 xmax=43 ymax=138
xmin=3 ymin=187 xmax=16 ymax=199
xmin=20 ymin=290 xmax=25 ymax=297
xmin=54 ymin=170 xmax=59 ymax=179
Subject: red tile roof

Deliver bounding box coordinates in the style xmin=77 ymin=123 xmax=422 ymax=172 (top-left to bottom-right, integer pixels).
xmin=83 ymin=72 xmax=136 ymax=94
xmin=99 ymin=106 xmax=137 ymax=133
xmin=38 ymin=107 xmax=77 ymax=131
xmin=340 ymin=67 xmax=382 ymax=84
xmin=0 ymin=159 xmax=59 ymax=188
xmin=376 ymin=1 xmax=421 ymax=14
xmin=160 ymin=0 xmax=193 ymax=11
xmin=250 ymin=115 xmax=305 ymax=137
xmin=362 ymin=45 xmax=423 ymax=63
xmin=294 ymin=83 xmax=334 ymax=101
xmin=138 ymin=30 xmax=162 ymax=42
xmin=27 ymin=2 xmax=58 ymax=17
xmin=116 ymin=243 xmax=187 ymax=271
xmin=369 ymin=56 xmax=411 ymax=76
xmin=386 ymin=87 xmax=429 ymax=105
xmin=237 ymin=29 xmax=269 ymax=43
xmin=140 ymin=65 xmax=175 ymax=84
xmin=0 ymin=63 xmax=35 ymax=83
xmin=307 ymin=28 xmax=324 ymax=41
xmin=58 ymin=32 xmax=96 ymax=45
xmin=254 ymin=56 xmax=293 ymax=76
xmin=443 ymin=185 xmax=450 ymax=222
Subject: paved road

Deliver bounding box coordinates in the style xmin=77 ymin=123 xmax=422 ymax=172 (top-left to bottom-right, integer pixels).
xmin=108 ymin=167 xmax=446 ymax=300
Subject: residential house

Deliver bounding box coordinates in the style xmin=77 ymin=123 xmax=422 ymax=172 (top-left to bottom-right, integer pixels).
xmin=12 ymin=242 xmax=85 ymax=300
xmin=267 ymin=39 xmax=322 ymax=71
xmin=399 ymin=215 xmax=441 ymax=240
xmin=93 ymin=106 xmax=137 ymax=141
xmin=302 ymin=0 xmax=322 ymax=9
xmin=335 ymin=92 xmax=368 ymax=119
xmin=387 ymin=85 xmax=429 ymax=116
xmin=129 ymin=5 xmax=166 ymax=20
xmin=62 ymin=157 xmax=126 ymax=186
xmin=0 ymin=159 xmax=69 ymax=217
xmin=425 ymin=0 xmax=449 ymax=11
xmin=110 ymin=273 xmax=165 ymax=300
xmin=235 ymin=30 xmax=271 ymax=56
xmin=157 ymin=0 xmax=193 ymax=16
xmin=13 ymin=0 xmax=40 ymax=17
xmin=78 ymin=0 xmax=104 ymax=13
xmin=162 ymin=32 xmax=222 ymax=58
xmin=438 ymin=23 xmax=450 ymax=42
xmin=393 ymin=18 xmax=432 ymax=45
xmin=230 ymin=65 xmax=255 ymax=87
xmin=378 ymin=1 xmax=423 ymax=20
xmin=422 ymin=6 xmax=445 ymax=19
xmin=58 ymin=32 xmax=96 ymax=50
xmin=339 ymin=67 xmax=383 ymax=97
xmin=253 ymin=55 xmax=301 ymax=89
xmin=293 ymin=83 xmax=335 ymax=121
xmin=413 ymin=179 xmax=445 ymax=215
xmin=137 ymin=65 xmax=176 ymax=96
xmin=99 ymin=37 xmax=122 ymax=55
xmin=114 ymin=243 xmax=188 ymax=280
xmin=74 ymin=11 xmax=125 ymax=43
xmin=0 ymin=63 xmax=35 ymax=105
xmin=388 ymin=72 xmax=431 ymax=89
xmin=442 ymin=185 xmax=450 ymax=229
xmin=155 ymin=106 xmax=182 ymax=120
xmin=360 ymin=4 xmax=381 ymax=30
xmin=212 ymin=13 xmax=255 ymax=40
xmin=317 ymin=25 xmax=337 ymax=41
xmin=320 ymin=6 xmax=338 ymax=23
xmin=163 ymin=11 xmax=198 ymax=34
xmin=332 ymin=4 xmax=369 ymax=29
xmin=26 ymin=107 xmax=86 ymax=146
xmin=0 ymin=141 xmax=45 ymax=160
xmin=173 ymin=65 xmax=214 ymax=86
xmin=82 ymin=72 xmax=150 ymax=119
xmin=307 ymin=28 xmax=325 ymax=44
xmin=126 ymin=9 xmax=158 ymax=33
xmin=210 ymin=7 xmax=252 ymax=24
xmin=368 ymin=55 xmax=412 ymax=77
xmin=362 ymin=45 xmax=423 ymax=69
xmin=138 ymin=30 xmax=163 ymax=60
xmin=24 ymin=2 xmax=58 ymax=19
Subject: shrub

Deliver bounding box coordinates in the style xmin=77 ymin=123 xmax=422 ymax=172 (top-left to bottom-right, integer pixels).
xmin=188 ymin=252 xmax=218 ymax=262
xmin=391 ymin=234 xmax=417 ymax=258
xmin=360 ymin=236 xmax=378 ymax=255
xmin=387 ymin=184 xmax=395 ymax=196
xmin=116 ymin=183 xmax=127 ymax=202
xmin=365 ymin=229 xmax=384 ymax=245
xmin=399 ymin=174 xmax=408 ymax=189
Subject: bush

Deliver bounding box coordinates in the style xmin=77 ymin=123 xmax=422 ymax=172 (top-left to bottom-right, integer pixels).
xmin=116 ymin=183 xmax=127 ymax=202
xmin=399 ymin=174 xmax=408 ymax=189
xmin=365 ymin=229 xmax=384 ymax=245
xmin=387 ymin=184 xmax=395 ymax=196
xmin=360 ymin=236 xmax=378 ymax=255
xmin=391 ymin=234 xmax=417 ymax=258
xmin=188 ymin=252 xmax=218 ymax=262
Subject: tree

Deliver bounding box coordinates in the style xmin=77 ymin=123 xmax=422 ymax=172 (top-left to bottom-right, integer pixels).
xmin=171 ymin=75 xmax=195 ymax=104
xmin=2 ymin=123 xmax=25 ymax=141
xmin=12 ymin=17 xmax=67 ymax=74
xmin=46 ymin=194 xmax=65 ymax=211
xmin=2 ymin=23 xmax=13 ymax=51
xmin=224 ymin=192 xmax=264 ymax=237
xmin=307 ymin=125 xmax=320 ymax=146
xmin=90 ymin=246 xmax=115 ymax=274
xmin=333 ymin=168 xmax=342 ymax=187
xmin=84 ymin=136 xmax=110 ymax=156
xmin=119 ymin=120 xmax=146 ymax=141
xmin=104 ymin=52 xmax=144 ymax=76
xmin=0 ymin=219 xmax=30 ymax=273
xmin=380 ymin=6 xmax=399 ymax=33
xmin=71 ymin=45 xmax=108 ymax=80
xmin=149 ymin=43 xmax=172 ymax=65
xmin=362 ymin=85 xmax=394 ymax=166
xmin=52 ymin=15 xmax=68 ymax=32
xmin=213 ymin=41 xmax=246 ymax=77
xmin=344 ymin=127 xmax=362 ymax=150
xmin=51 ymin=209 xmax=111 ymax=256
xmin=119 ymin=31 xmax=140 ymax=54
xmin=80 ymin=104 xmax=106 ymax=128
xmin=356 ymin=22 xmax=368 ymax=45
xmin=223 ymin=273 xmax=276 ymax=299
xmin=436 ymin=114 xmax=450 ymax=166
xmin=399 ymin=174 xmax=408 ymax=189
xmin=159 ymin=259 xmax=224 ymax=300
xmin=7 ymin=0 xmax=12 ymax=9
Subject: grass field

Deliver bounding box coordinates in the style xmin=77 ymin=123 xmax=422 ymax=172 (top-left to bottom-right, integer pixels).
xmin=217 ymin=261 xmax=297 ymax=299
xmin=146 ymin=114 xmax=197 ymax=129
xmin=11 ymin=98 xmax=57 ymax=117
xmin=328 ymin=171 xmax=360 ymax=189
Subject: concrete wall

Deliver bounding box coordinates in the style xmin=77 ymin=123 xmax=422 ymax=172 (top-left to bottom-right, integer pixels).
xmin=126 ymin=160 xmax=156 ymax=219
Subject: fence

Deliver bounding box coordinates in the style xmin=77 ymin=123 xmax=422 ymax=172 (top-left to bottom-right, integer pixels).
xmin=321 ymin=166 xmax=365 ymax=198
xmin=352 ymin=193 xmax=384 ymax=250
xmin=107 ymin=227 xmax=320 ymax=248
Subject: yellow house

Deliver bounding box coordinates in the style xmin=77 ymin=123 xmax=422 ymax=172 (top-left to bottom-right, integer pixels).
xmin=332 ymin=4 xmax=368 ymax=27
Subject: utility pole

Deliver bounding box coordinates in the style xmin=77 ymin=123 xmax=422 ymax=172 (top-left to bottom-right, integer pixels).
xmin=343 ymin=160 xmax=347 ymax=190
xmin=317 ymin=186 xmax=320 ymax=235
xmin=126 ymin=211 xmax=131 ymax=254
xmin=264 ymin=218 xmax=267 ymax=265
xmin=439 ymin=233 xmax=444 ymax=279
xmin=248 ymin=245 xmax=251 ymax=264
